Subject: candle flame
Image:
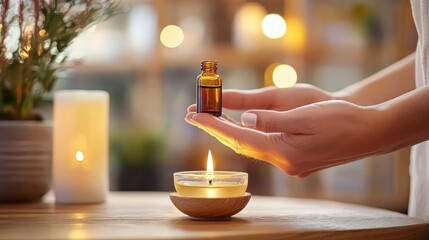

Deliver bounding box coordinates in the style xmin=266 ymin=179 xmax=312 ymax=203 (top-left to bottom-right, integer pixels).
xmin=75 ymin=151 xmax=84 ymax=162
xmin=206 ymin=150 xmax=214 ymax=183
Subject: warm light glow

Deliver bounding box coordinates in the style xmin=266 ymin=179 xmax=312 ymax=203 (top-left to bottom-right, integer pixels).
xmin=19 ymin=50 xmax=29 ymax=59
xmin=233 ymin=2 xmax=267 ymax=52
xmin=264 ymin=63 xmax=280 ymax=86
xmin=68 ymin=226 xmax=88 ymax=240
xmin=206 ymin=150 xmax=214 ymax=182
xmin=282 ymin=17 xmax=306 ymax=54
xmin=160 ymin=25 xmax=184 ymax=48
xmin=68 ymin=213 xmax=88 ymax=239
xmin=39 ymin=29 xmax=47 ymax=37
xmin=261 ymin=14 xmax=286 ymax=39
xmin=273 ymin=64 xmax=297 ymax=88
xmin=73 ymin=213 xmax=87 ymax=220
xmin=235 ymin=3 xmax=266 ymax=35
xmin=75 ymin=151 xmax=84 ymax=162
xmin=24 ymin=25 xmax=33 ymax=35
xmin=23 ymin=44 xmax=31 ymax=52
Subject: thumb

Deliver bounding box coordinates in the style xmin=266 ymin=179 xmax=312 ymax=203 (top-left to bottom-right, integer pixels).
xmin=241 ymin=109 xmax=308 ymax=133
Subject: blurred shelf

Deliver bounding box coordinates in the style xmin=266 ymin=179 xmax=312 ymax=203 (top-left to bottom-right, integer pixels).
xmin=72 ymin=45 xmax=384 ymax=76
xmin=72 ymin=45 xmax=293 ymax=74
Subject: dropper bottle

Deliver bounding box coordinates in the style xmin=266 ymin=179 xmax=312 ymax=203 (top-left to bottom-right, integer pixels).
xmin=196 ymin=60 xmax=222 ymax=117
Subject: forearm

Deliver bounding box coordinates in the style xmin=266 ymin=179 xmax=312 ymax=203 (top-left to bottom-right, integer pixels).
xmin=376 ymin=84 xmax=429 ymax=153
xmin=334 ymin=53 xmax=416 ymax=106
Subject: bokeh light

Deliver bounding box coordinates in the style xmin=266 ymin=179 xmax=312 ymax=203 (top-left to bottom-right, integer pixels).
xmin=233 ymin=2 xmax=267 ymax=52
xmin=272 ymin=64 xmax=297 ymax=88
xmin=264 ymin=63 xmax=280 ymax=86
xmin=160 ymin=25 xmax=184 ymax=48
xmin=75 ymin=151 xmax=84 ymax=162
xmin=261 ymin=14 xmax=286 ymax=39
xmin=282 ymin=17 xmax=306 ymax=54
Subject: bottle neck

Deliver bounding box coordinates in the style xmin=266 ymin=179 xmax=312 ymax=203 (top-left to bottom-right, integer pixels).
xmin=201 ymin=61 xmax=218 ymax=74
xmin=202 ymin=68 xmax=217 ymax=74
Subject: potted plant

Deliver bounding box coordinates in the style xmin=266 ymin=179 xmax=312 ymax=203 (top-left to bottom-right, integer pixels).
xmin=0 ymin=0 xmax=120 ymax=202
xmin=110 ymin=130 xmax=167 ymax=191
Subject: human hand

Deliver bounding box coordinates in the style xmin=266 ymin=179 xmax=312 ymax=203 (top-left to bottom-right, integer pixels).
xmin=221 ymin=84 xmax=334 ymax=111
xmin=186 ymin=100 xmax=385 ymax=178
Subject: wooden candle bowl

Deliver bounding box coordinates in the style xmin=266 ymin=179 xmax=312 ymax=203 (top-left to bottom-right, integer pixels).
xmin=169 ymin=192 xmax=251 ymax=220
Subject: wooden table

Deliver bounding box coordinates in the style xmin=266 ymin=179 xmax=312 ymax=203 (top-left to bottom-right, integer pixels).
xmin=0 ymin=192 xmax=428 ymax=239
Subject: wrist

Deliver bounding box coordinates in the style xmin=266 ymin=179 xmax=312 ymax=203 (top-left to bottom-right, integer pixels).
xmin=370 ymin=102 xmax=407 ymax=154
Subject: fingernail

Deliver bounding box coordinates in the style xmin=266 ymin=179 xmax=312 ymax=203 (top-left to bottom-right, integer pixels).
xmin=241 ymin=113 xmax=257 ymax=128
xmin=184 ymin=118 xmax=196 ymax=126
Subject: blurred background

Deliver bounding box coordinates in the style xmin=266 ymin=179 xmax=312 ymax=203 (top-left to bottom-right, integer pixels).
xmin=40 ymin=0 xmax=417 ymax=213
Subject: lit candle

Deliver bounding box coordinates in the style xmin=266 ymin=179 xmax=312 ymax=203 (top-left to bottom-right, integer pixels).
xmin=174 ymin=150 xmax=248 ymax=198
xmin=53 ymin=90 xmax=109 ymax=204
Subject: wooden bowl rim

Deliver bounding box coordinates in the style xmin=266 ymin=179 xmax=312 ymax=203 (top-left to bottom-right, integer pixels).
xmin=169 ymin=192 xmax=251 ymax=200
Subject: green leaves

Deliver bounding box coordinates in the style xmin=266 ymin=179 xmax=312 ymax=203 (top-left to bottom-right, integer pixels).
xmin=110 ymin=131 xmax=167 ymax=167
xmin=20 ymin=93 xmax=33 ymax=120
xmin=0 ymin=0 xmax=121 ymax=120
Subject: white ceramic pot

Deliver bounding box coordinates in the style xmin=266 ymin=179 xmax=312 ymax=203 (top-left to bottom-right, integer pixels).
xmin=0 ymin=121 xmax=51 ymax=202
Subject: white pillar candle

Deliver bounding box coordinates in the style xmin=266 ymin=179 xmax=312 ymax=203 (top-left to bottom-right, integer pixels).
xmin=53 ymin=90 xmax=109 ymax=203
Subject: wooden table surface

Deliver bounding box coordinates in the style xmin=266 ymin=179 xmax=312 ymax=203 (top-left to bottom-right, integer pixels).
xmin=0 ymin=192 xmax=428 ymax=239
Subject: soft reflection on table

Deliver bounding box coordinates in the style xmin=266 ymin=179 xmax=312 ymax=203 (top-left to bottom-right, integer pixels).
xmin=0 ymin=192 xmax=428 ymax=239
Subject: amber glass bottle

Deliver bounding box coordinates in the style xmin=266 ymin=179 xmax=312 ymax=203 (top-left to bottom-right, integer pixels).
xmin=197 ymin=60 xmax=222 ymax=117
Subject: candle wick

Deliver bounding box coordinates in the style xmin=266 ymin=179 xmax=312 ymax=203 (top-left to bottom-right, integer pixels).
xmin=209 ymin=180 xmax=213 ymax=185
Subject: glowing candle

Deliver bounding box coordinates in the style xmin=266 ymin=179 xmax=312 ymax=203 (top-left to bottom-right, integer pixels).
xmin=174 ymin=150 xmax=248 ymax=198
xmin=206 ymin=150 xmax=214 ymax=184
xmin=53 ymin=90 xmax=109 ymax=203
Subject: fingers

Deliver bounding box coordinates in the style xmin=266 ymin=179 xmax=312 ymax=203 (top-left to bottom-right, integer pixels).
xmin=189 ymin=87 xmax=280 ymax=111
xmin=185 ymin=112 xmax=320 ymax=176
xmin=185 ymin=107 xmax=317 ymax=176
xmin=240 ymin=108 xmax=312 ymax=134
xmin=186 ymin=112 xmax=299 ymax=173
xmin=186 ymin=112 xmax=278 ymax=162
xmin=187 ymin=104 xmax=196 ymax=113
xmin=188 ymin=103 xmax=312 ymax=134
xmin=185 ymin=113 xmax=239 ymax=127
xmin=223 ymin=87 xmax=281 ymax=110
xmin=221 ymin=114 xmax=240 ymax=125
xmin=186 ymin=104 xmax=239 ymax=125
xmin=297 ymin=168 xmax=322 ymax=178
